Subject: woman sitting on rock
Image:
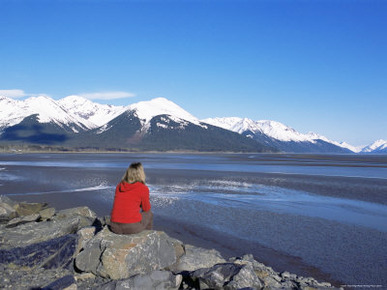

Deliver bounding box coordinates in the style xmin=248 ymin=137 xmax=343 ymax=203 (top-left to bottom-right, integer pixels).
xmin=110 ymin=162 xmax=153 ymax=234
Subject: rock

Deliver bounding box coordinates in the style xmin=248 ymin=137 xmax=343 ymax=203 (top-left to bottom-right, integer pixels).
xmin=171 ymin=244 xmax=226 ymax=272
xmin=0 ymin=201 xmax=17 ymax=223
xmin=55 ymin=206 xmax=97 ymax=220
xmin=76 ymin=226 xmax=97 ymax=254
xmin=0 ymin=234 xmax=78 ymax=269
xmin=100 ymin=271 xmax=182 ymax=290
xmin=54 ymin=206 xmax=98 ymax=229
xmin=0 ymin=267 xmax=74 ymax=289
xmin=75 ymin=227 xmax=183 ymax=280
xmin=41 ymin=275 xmax=77 ymax=290
xmin=39 ymin=207 xmax=56 ymax=220
xmin=229 ymin=254 xmax=337 ymax=289
xmin=189 ymin=262 xmax=262 ymax=290
xmin=14 ymin=201 xmax=48 ymax=216
xmin=6 ymin=213 xmax=40 ymax=228
xmin=0 ymin=215 xmax=92 ymax=249
xmin=0 ymin=195 xmax=17 ymax=206
xmin=0 ymin=197 xmax=338 ymax=289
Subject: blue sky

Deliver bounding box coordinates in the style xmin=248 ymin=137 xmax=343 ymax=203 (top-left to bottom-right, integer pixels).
xmin=1 ymin=0 xmax=386 ymax=146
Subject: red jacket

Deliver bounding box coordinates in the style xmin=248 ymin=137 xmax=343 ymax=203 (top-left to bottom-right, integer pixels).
xmin=111 ymin=181 xmax=151 ymax=223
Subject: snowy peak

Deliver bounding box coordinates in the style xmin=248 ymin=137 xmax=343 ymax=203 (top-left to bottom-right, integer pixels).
xmin=202 ymin=117 xmax=357 ymax=153
xmin=0 ymin=96 xmax=23 ymax=128
xmin=0 ymin=95 xmax=90 ymax=132
xmin=362 ymin=139 xmax=387 ymax=153
xmin=127 ymin=97 xmax=202 ymax=126
xmin=202 ymin=117 xmax=320 ymax=143
xmin=58 ymin=95 xmax=126 ymax=128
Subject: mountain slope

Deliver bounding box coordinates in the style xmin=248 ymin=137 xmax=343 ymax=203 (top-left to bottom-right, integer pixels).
xmin=361 ymin=140 xmax=387 ymax=153
xmin=73 ymin=101 xmax=274 ymax=152
xmin=0 ymin=95 xmax=90 ymax=133
xmin=58 ymin=95 xmax=126 ymax=128
xmin=0 ymin=114 xmax=72 ymax=145
xmin=202 ymin=117 xmax=352 ymax=153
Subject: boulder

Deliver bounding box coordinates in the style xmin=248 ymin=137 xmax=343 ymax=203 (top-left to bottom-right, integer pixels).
xmin=76 ymin=226 xmax=97 ymax=255
xmin=6 ymin=213 xmax=40 ymax=228
xmin=14 ymin=202 xmax=48 ymax=216
xmin=75 ymin=227 xmax=184 ymax=280
xmin=0 ymin=267 xmax=74 ymax=289
xmin=54 ymin=206 xmax=98 ymax=229
xmin=0 ymin=234 xmax=78 ymax=269
xmin=0 ymin=215 xmax=93 ymax=249
xmin=0 ymin=201 xmax=17 ymax=223
xmin=189 ymin=262 xmax=262 ymax=290
xmin=55 ymin=206 xmax=97 ymax=220
xmin=39 ymin=207 xmax=56 ymax=220
xmin=41 ymin=275 xmax=77 ymax=290
xmin=230 ymin=254 xmax=335 ymax=289
xmin=171 ymin=244 xmax=226 ymax=272
xmin=99 ymin=271 xmax=182 ymax=290
xmin=0 ymin=195 xmax=17 ymax=206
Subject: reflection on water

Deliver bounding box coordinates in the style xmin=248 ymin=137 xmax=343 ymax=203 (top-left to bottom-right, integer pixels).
xmin=149 ymin=181 xmax=387 ymax=232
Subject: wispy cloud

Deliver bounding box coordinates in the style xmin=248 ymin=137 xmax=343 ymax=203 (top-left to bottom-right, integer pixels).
xmin=80 ymin=91 xmax=136 ymax=100
xmin=0 ymin=89 xmax=27 ymax=98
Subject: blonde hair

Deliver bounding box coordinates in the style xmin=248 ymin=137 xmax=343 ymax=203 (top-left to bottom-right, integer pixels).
xmin=122 ymin=162 xmax=146 ymax=184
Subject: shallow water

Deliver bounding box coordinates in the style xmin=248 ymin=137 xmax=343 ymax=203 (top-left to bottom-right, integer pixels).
xmin=1 ymin=153 xmax=387 ymax=286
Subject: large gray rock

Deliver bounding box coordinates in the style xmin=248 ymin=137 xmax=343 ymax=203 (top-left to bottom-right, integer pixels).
xmin=0 ymin=195 xmax=17 ymax=206
xmin=0 ymin=195 xmax=18 ymax=223
xmin=14 ymin=201 xmax=48 ymax=216
xmin=39 ymin=207 xmax=56 ymax=220
xmin=0 ymin=201 xmax=17 ymax=223
xmin=55 ymin=206 xmax=97 ymax=220
xmin=75 ymin=227 xmax=184 ymax=280
xmin=0 ymin=234 xmax=78 ymax=269
xmin=171 ymin=244 xmax=226 ymax=272
xmin=99 ymin=271 xmax=182 ymax=290
xmin=230 ymin=254 xmax=335 ymax=289
xmin=0 ymin=215 xmax=93 ymax=249
xmin=189 ymin=262 xmax=262 ymax=290
xmin=54 ymin=206 xmax=98 ymax=229
xmin=6 ymin=213 xmax=40 ymax=228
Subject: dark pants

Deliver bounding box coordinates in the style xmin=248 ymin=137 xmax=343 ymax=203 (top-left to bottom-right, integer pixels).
xmin=110 ymin=211 xmax=153 ymax=235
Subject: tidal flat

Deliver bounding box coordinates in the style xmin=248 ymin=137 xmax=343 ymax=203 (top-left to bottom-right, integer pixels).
xmin=1 ymin=153 xmax=386 ymax=288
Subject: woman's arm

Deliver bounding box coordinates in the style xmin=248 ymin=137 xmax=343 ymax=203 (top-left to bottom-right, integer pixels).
xmin=140 ymin=186 xmax=151 ymax=212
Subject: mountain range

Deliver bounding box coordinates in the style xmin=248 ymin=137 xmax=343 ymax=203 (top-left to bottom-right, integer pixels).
xmin=0 ymin=95 xmax=385 ymax=153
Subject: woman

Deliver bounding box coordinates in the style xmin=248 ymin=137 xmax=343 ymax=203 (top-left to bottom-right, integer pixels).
xmin=110 ymin=162 xmax=153 ymax=234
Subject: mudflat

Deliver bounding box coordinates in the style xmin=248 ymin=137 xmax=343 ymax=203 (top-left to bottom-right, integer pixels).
xmin=1 ymin=153 xmax=386 ymax=288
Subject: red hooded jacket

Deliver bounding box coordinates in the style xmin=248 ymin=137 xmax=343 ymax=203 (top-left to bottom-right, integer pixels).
xmin=111 ymin=181 xmax=151 ymax=223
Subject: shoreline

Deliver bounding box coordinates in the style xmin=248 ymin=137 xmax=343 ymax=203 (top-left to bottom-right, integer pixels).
xmin=9 ymin=191 xmax=344 ymax=288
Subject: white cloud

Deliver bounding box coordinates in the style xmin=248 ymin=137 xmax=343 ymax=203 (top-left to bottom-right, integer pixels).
xmin=80 ymin=91 xmax=136 ymax=100
xmin=0 ymin=89 xmax=27 ymax=98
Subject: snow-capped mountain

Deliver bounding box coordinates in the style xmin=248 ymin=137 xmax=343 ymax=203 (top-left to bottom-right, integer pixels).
xmin=0 ymin=95 xmax=90 ymax=132
xmin=126 ymin=97 xmax=208 ymax=134
xmin=0 ymin=94 xmax=384 ymax=153
xmin=58 ymin=95 xmax=126 ymax=128
xmin=202 ymin=117 xmax=352 ymax=153
xmin=128 ymin=97 xmax=200 ymax=126
xmin=361 ymin=140 xmax=387 ymax=153
xmin=202 ymin=117 xmax=320 ymax=142
xmin=0 ymin=96 xmax=270 ymax=152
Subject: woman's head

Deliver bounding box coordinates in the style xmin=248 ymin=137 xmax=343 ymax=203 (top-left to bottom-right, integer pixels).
xmin=122 ymin=162 xmax=146 ymax=184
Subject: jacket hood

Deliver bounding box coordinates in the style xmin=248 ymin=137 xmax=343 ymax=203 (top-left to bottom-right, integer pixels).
xmin=118 ymin=181 xmax=143 ymax=192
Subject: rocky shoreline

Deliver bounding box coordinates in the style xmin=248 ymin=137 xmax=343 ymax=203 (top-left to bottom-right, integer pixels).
xmin=0 ymin=195 xmax=340 ymax=289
